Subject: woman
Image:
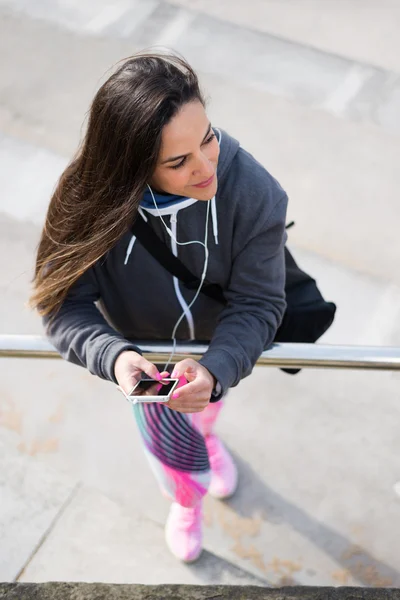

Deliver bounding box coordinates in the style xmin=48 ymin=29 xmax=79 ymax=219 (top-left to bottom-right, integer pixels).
xmin=30 ymin=52 xmax=288 ymax=562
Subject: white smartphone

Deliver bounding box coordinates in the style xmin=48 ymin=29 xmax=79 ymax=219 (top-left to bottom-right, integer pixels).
xmin=125 ymin=378 xmax=180 ymax=404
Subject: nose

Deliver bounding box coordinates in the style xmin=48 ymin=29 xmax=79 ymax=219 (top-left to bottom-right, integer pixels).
xmin=192 ymin=151 xmax=214 ymax=178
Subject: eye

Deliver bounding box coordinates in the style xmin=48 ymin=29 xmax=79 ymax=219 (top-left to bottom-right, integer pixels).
xmin=168 ymin=133 xmax=215 ymax=170
xmin=203 ymin=133 xmax=216 ymax=145
xmin=170 ymin=156 xmax=187 ymax=170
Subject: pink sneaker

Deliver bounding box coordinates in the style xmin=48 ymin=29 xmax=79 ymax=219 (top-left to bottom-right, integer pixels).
xmin=165 ymin=502 xmax=203 ymax=562
xmin=205 ymin=434 xmax=238 ymax=499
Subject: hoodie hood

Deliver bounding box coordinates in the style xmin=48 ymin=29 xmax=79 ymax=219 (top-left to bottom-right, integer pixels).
xmin=215 ymin=128 xmax=240 ymax=182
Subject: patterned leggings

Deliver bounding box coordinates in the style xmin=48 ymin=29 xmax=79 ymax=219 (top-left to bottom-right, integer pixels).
xmin=132 ymin=400 xmax=223 ymax=507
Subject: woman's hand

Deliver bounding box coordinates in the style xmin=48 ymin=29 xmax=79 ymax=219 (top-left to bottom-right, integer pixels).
xmin=168 ymin=359 xmax=216 ymax=413
xmin=114 ymin=350 xmax=168 ymax=395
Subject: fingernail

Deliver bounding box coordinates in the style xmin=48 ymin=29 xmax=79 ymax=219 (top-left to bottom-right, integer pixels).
xmin=156 ymin=373 xmax=162 ymax=381
xmin=172 ymin=392 xmax=179 ymax=399
xmin=171 ymin=371 xmax=177 ymax=378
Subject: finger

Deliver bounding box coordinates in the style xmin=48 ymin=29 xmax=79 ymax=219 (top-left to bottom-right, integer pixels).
xmin=159 ymin=371 xmax=170 ymax=385
xmin=167 ymin=399 xmax=200 ymax=412
xmin=169 ymin=386 xmax=210 ymax=407
xmin=168 ymin=399 xmax=209 ymax=414
xmin=171 ymin=379 xmax=203 ymax=401
xmin=171 ymin=359 xmax=196 ymax=378
xmin=184 ymin=369 xmax=196 ymax=383
xmin=136 ymin=356 xmax=161 ymax=380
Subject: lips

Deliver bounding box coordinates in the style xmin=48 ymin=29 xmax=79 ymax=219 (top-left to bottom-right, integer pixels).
xmin=193 ymin=174 xmax=214 ymax=188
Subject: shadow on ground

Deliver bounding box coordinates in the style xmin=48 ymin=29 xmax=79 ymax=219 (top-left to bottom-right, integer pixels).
xmin=217 ymin=450 xmax=400 ymax=587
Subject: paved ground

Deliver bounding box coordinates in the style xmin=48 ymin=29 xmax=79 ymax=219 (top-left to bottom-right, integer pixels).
xmin=1 ymin=0 xmax=400 ymax=588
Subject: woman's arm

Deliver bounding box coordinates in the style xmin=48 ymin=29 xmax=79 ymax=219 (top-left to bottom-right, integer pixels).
xmin=43 ymin=267 xmax=141 ymax=383
xmin=198 ymin=194 xmax=288 ymax=397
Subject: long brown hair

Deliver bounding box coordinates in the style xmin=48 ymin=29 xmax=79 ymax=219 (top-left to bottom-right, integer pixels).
xmin=30 ymin=51 xmax=204 ymax=316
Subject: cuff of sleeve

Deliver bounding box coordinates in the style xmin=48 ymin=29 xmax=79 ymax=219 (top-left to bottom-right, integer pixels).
xmin=99 ymin=338 xmax=142 ymax=384
xmin=199 ymin=349 xmax=238 ymax=400
xmin=213 ymin=382 xmax=222 ymax=396
xmin=210 ymin=381 xmax=222 ymax=404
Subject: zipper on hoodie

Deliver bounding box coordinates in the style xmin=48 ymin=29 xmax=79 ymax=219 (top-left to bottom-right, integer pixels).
xmin=170 ymin=212 xmax=195 ymax=340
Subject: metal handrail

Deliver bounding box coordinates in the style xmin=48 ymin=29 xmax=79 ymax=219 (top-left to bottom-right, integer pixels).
xmin=1 ymin=335 xmax=400 ymax=371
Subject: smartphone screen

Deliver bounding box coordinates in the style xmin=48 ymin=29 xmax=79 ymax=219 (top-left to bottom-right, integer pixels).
xmin=127 ymin=378 xmax=179 ymax=400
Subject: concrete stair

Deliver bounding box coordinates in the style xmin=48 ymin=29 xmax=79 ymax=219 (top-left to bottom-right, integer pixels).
xmin=1 ymin=0 xmax=400 ymax=588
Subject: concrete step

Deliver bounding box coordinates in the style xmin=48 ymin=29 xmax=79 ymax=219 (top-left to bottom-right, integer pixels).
xmin=17 ymin=485 xmax=268 ymax=585
xmin=1 ymin=4 xmax=400 ymax=280
xmin=169 ymin=0 xmax=400 ymax=74
xmin=1 ymin=1 xmax=400 ymax=136
xmin=0 ymin=428 xmax=78 ymax=581
xmin=2 ymin=0 xmax=400 ymax=76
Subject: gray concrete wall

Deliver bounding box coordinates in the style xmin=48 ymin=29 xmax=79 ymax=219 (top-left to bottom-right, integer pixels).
xmin=1 ymin=583 xmax=400 ymax=599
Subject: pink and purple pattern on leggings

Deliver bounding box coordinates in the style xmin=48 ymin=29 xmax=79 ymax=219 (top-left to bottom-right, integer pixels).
xmin=133 ymin=401 xmax=223 ymax=507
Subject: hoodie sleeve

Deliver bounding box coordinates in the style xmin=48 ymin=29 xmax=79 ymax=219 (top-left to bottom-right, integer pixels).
xmin=199 ymin=192 xmax=288 ymax=398
xmin=43 ymin=267 xmax=141 ymax=383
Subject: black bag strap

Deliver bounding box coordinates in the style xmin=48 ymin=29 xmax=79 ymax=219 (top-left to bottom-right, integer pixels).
xmin=131 ymin=216 xmax=337 ymax=362
xmin=131 ymin=216 xmax=226 ymax=305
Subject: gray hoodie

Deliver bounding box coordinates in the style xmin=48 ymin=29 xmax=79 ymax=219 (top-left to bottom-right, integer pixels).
xmin=44 ymin=129 xmax=288 ymax=397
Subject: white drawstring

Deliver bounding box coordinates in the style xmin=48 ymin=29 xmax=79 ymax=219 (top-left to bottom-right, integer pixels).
xmin=124 ymin=207 xmax=149 ymax=265
xmin=211 ymin=196 xmax=218 ymax=245
xmin=138 ymin=207 xmax=148 ymax=222
xmin=124 ymin=235 xmax=136 ymax=265
xmin=170 ymin=212 xmax=195 ymax=340
xmin=210 ymin=127 xmax=221 ymax=246
xmin=146 ymin=184 xmax=210 ymax=372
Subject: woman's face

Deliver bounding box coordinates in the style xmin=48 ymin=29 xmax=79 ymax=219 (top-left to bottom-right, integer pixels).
xmin=150 ymin=100 xmax=220 ymax=201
